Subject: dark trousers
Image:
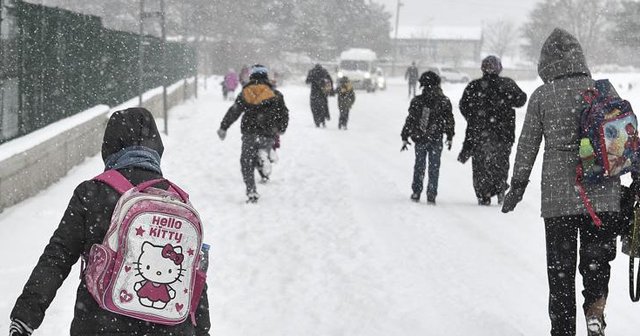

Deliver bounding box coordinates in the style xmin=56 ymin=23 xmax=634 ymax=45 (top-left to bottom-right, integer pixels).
xmin=240 ymin=134 xmax=275 ymax=194
xmin=408 ymin=81 xmax=417 ymax=97
xmin=310 ymin=93 xmax=330 ymax=127
xmin=411 ymin=140 xmax=443 ymax=197
xmin=471 ymin=141 xmax=511 ymax=200
xmin=544 ymin=214 xmax=618 ymax=336
xmin=338 ymin=107 xmax=350 ymax=128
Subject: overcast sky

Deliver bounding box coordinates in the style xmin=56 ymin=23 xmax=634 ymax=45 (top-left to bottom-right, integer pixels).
xmin=373 ymin=0 xmax=540 ymax=30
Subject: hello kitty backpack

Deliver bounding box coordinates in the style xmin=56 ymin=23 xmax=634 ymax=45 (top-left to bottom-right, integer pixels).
xmin=84 ymin=170 xmax=206 ymax=325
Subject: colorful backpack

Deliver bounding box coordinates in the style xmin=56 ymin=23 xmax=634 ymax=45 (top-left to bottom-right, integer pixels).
xmin=84 ymin=170 xmax=206 ymax=325
xmin=576 ymin=79 xmax=640 ymax=227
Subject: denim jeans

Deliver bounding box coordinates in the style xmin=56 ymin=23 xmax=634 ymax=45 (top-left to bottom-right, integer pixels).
xmin=411 ymin=140 xmax=443 ymax=198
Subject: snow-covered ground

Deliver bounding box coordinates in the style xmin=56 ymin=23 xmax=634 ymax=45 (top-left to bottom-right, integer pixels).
xmin=1 ymin=74 xmax=639 ymax=335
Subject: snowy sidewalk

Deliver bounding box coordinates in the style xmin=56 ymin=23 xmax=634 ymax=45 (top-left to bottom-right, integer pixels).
xmin=1 ymin=77 xmax=639 ymax=335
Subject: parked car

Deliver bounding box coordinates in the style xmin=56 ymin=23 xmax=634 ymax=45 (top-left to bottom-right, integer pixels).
xmin=427 ymin=66 xmax=470 ymax=83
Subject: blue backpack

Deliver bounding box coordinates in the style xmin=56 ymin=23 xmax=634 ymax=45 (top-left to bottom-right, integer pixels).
xmin=576 ymin=79 xmax=640 ymax=227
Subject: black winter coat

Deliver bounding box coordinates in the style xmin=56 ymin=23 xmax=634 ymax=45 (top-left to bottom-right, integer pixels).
xmin=10 ymin=108 xmax=211 ymax=335
xmin=337 ymin=82 xmax=355 ymax=112
xmin=401 ymin=87 xmax=455 ymax=144
xmin=220 ymin=79 xmax=289 ymax=136
xmin=459 ymin=74 xmax=527 ymax=145
xmin=306 ymin=65 xmax=333 ymax=98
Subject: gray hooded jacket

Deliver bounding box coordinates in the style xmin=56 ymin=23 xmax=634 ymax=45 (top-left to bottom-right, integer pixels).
xmin=510 ymin=28 xmax=620 ymax=218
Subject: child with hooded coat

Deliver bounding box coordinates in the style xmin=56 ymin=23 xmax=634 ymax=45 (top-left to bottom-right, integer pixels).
xmin=401 ymin=71 xmax=454 ymax=204
xmin=9 ymin=108 xmax=211 ymax=336
xmin=336 ymin=76 xmax=356 ymax=130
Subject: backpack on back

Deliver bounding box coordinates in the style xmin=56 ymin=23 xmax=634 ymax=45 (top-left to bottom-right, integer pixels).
xmin=576 ymin=79 xmax=640 ymax=227
xmin=84 ymin=170 xmax=206 ymax=325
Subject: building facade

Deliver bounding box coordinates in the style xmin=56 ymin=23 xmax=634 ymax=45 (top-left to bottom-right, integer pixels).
xmin=393 ymin=26 xmax=483 ymax=68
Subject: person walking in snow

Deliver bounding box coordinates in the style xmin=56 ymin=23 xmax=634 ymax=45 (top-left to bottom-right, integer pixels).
xmin=217 ymin=64 xmax=289 ymax=203
xmin=305 ymin=64 xmax=333 ymax=128
xmin=336 ymin=76 xmax=356 ymax=130
xmin=239 ymin=64 xmax=251 ymax=86
xmin=501 ymin=28 xmax=622 ymax=336
xmin=459 ymin=55 xmax=527 ymax=206
xmin=401 ymin=71 xmax=454 ymax=204
xmin=222 ymin=68 xmax=240 ymax=100
xmin=405 ymin=61 xmax=419 ymax=97
xmin=8 ymin=108 xmax=211 ymax=336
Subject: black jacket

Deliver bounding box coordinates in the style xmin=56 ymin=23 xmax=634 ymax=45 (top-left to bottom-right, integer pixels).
xmin=401 ymin=87 xmax=454 ymax=144
xmin=459 ymin=74 xmax=527 ymax=144
xmin=337 ymin=81 xmax=356 ymax=111
xmin=10 ymin=108 xmax=211 ymax=335
xmin=405 ymin=65 xmax=419 ymax=83
xmin=306 ymin=65 xmax=333 ymax=98
xmin=220 ymin=79 xmax=289 ymax=136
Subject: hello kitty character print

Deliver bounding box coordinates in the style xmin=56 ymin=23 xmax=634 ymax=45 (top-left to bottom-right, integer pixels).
xmin=134 ymin=242 xmax=185 ymax=309
xmin=84 ymin=171 xmax=207 ymax=325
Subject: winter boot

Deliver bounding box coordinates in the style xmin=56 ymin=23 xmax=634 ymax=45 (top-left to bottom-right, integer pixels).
xmin=427 ymin=194 xmax=436 ymax=205
xmin=247 ymin=191 xmax=260 ymax=204
xmin=257 ymin=148 xmax=272 ymax=179
xmin=586 ymin=315 xmax=606 ymax=336
xmin=586 ymin=297 xmax=607 ymax=336
xmin=410 ymin=193 xmax=420 ymax=202
xmin=478 ymin=197 xmax=491 ymax=206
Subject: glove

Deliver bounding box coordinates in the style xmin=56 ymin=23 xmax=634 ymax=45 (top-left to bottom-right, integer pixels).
xmin=401 ymin=140 xmax=411 ymax=152
xmin=501 ymin=180 xmax=529 ymax=213
xmin=9 ymin=319 xmax=33 ymax=336
xmin=445 ymin=139 xmax=452 ymax=151
xmin=217 ymin=129 xmax=227 ymax=141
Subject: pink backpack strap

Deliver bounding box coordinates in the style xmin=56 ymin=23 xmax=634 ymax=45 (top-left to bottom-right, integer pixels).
xmin=94 ymin=170 xmax=135 ymax=194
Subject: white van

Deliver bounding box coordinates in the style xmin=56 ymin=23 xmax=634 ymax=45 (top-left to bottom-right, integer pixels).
xmin=337 ymin=48 xmax=379 ymax=92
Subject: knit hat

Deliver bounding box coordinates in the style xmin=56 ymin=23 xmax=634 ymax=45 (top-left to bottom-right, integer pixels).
xmin=481 ymin=55 xmax=503 ymax=75
xmin=249 ymin=64 xmax=269 ymax=80
xmin=418 ymin=71 xmax=440 ymax=88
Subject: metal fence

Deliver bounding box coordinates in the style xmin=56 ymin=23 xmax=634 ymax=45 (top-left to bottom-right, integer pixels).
xmin=0 ymin=0 xmax=196 ymax=143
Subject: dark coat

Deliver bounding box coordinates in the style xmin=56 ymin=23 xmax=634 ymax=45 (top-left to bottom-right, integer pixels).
xmin=337 ymin=81 xmax=355 ymax=112
xmin=401 ymin=87 xmax=454 ymax=144
xmin=405 ymin=65 xmax=419 ymax=83
xmin=306 ymin=65 xmax=333 ymax=98
xmin=459 ymin=74 xmax=527 ymax=146
xmin=10 ymin=108 xmax=211 ymax=335
xmin=306 ymin=65 xmax=333 ymax=125
xmin=220 ymin=79 xmax=289 ymax=136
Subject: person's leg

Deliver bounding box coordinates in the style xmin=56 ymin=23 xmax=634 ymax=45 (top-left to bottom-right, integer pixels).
xmin=578 ymin=213 xmax=617 ymax=327
xmin=256 ymin=136 xmax=275 ymax=180
xmin=343 ymin=108 xmax=350 ymax=129
xmin=311 ymin=95 xmax=322 ymax=127
xmin=411 ymin=143 xmax=428 ymax=197
xmin=240 ymin=135 xmax=258 ymax=195
xmin=472 ymin=143 xmax=491 ymax=203
xmin=426 ymin=140 xmax=443 ymax=201
xmin=545 ymin=216 xmax=579 ymax=336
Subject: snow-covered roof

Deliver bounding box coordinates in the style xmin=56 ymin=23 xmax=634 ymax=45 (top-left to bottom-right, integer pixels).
xmin=339 ymin=48 xmax=377 ymax=61
xmin=393 ymin=26 xmax=482 ymax=41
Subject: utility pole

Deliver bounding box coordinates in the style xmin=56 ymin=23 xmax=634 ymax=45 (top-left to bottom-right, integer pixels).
xmin=138 ymin=0 xmax=168 ymax=135
xmin=160 ymin=0 xmax=167 ymax=135
xmin=391 ymin=0 xmax=403 ymax=77
xmin=138 ymin=0 xmax=144 ymax=107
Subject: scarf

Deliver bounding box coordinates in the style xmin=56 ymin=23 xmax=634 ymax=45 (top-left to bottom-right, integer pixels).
xmin=104 ymin=146 xmax=162 ymax=174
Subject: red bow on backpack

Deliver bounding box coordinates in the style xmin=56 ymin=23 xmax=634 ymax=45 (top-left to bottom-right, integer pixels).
xmin=161 ymin=244 xmax=184 ymax=265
